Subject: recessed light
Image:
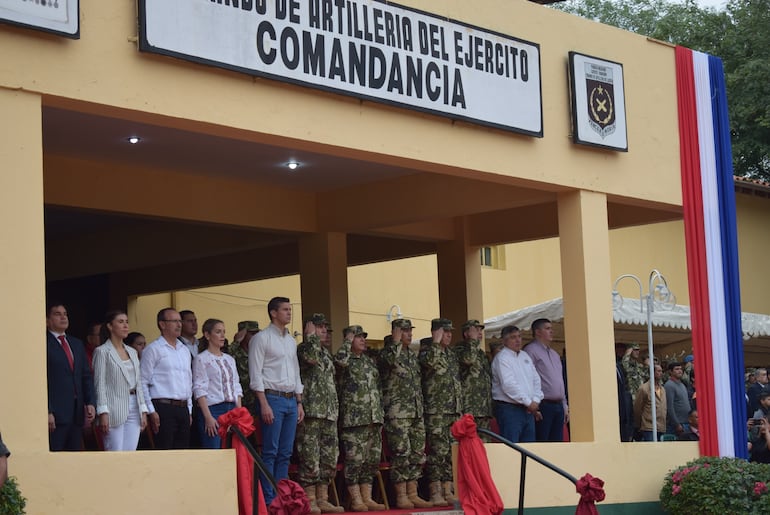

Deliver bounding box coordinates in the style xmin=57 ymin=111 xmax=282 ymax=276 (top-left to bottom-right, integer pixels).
xmin=287 ymin=161 xmax=299 ymax=170
xmin=127 ymin=136 xmax=141 ymax=144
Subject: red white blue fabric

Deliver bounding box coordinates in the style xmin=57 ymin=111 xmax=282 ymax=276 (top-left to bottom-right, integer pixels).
xmin=676 ymin=47 xmax=746 ymax=457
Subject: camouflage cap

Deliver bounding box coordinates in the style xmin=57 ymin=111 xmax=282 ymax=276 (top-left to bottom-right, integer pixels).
xmin=392 ymin=318 xmax=415 ymax=330
xmin=345 ymin=325 xmax=368 ymax=338
xmin=630 ymin=342 xmax=640 ymax=350
xmin=303 ymin=313 xmax=328 ymax=326
xmin=237 ymin=320 xmax=260 ymax=332
xmin=462 ymin=319 xmax=485 ymax=330
xmin=430 ymin=318 xmax=454 ymax=331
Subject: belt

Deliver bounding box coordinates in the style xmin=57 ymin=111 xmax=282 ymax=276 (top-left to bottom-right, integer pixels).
xmin=494 ymin=400 xmax=527 ymax=408
xmin=264 ymin=389 xmax=295 ymax=398
xmin=153 ymin=398 xmax=187 ymax=407
xmin=542 ymin=399 xmax=563 ymax=405
xmin=129 ymin=389 xmax=136 ymax=395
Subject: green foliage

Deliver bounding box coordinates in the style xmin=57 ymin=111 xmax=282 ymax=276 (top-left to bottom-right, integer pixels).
xmin=0 ymin=477 xmax=26 ymax=515
xmin=659 ymin=456 xmax=770 ymax=514
xmin=554 ymin=0 xmax=770 ymax=181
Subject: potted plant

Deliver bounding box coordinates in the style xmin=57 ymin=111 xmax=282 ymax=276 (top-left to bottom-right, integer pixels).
xmin=0 ymin=477 xmax=26 ymax=515
xmin=660 ymin=456 xmax=770 ymax=514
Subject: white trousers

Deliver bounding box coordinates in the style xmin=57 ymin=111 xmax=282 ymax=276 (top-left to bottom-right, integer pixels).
xmin=103 ymin=395 xmax=142 ymax=451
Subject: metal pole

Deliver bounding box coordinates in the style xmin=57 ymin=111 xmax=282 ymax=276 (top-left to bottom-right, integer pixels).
xmin=647 ymin=292 xmax=657 ymax=441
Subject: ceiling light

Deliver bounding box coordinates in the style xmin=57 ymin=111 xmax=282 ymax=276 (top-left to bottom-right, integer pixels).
xmin=127 ymin=136 xmax=141 ymax=144
xmin=287 ymin=161 xmax=299 ymax=170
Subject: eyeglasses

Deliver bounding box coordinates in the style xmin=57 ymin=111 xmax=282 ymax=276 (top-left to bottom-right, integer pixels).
xmin=161 ymin=319 xmax=183 ymax=323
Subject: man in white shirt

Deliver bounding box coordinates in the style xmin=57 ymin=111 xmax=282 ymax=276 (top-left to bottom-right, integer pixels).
xmin=491 ymin=325 xmax=543 ymax=443
xmin=249 ymin=296 xmax=304 ymax=505
xmin=140 ymin=308 xmax=193 ymax=449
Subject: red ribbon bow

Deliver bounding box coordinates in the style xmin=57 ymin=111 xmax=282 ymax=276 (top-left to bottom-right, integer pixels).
xmin=575 ymin=473 xmax=606 ymax=515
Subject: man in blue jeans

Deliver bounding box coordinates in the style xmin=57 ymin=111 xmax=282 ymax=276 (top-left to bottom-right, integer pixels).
xmin=249 ymin=296 xmax=305 ymax=505
xmin=491 ymin=325 xmax=543 ymax=443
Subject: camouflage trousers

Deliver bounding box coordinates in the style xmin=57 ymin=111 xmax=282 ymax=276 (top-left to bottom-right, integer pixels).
xmin=384 ymin=417 xmax=427 ymax=482
xmin=340 ymin=424 xmax=382 ymax=485
xmin=296 ymin=417 xmax=339 ymax=485
xmin=425 ymin=414 xmax=457 ymax=482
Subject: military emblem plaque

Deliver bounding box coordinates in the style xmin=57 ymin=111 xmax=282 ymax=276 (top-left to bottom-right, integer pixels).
xmin=568 ymin=52 xmax=627 ymax=151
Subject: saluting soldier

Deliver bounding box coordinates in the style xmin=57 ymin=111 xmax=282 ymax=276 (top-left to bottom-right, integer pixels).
xmin=334 ymin=325 xmax=385 ymax=512
xmin=296 ymin=314 xmax=343 ymax=513
xmin=453 ymin=319 xmax=493 ymax=434
xmin=379 ymin=319 xmax=432 ymax=509
xmin=622 ymin=343 xmax=646 ymax=402
xmin=419 ymin=318 xmax=462 ymax=506
xmin=227 ymin=321 xmax=260 ymax=418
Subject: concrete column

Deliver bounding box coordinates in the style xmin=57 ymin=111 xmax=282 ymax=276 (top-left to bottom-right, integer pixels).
xmin=299 ymin=232 xmax=350 ymax=345
xmin=558 ymin=190 xmax=617 ymax=443
xmin=436 ymin=217 xmax=484 ymax=330
xmin=0 ymin=90 xmax=46 ymax=449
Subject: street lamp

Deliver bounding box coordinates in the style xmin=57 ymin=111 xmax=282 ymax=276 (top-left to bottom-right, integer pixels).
xmin=612 ymin=270 xmax=676 ymax=441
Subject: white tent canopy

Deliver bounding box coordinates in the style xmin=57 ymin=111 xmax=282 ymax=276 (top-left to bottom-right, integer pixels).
xmin=484 ymin=297 xmax=770 ymax=364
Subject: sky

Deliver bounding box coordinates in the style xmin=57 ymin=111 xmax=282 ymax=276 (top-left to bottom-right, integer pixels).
xmin=694 ymin=0 xmax=727 ymax=9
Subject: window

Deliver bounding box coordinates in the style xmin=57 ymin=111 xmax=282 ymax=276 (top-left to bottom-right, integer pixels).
xmin=480 ymin=246 xmax=506 ymax=269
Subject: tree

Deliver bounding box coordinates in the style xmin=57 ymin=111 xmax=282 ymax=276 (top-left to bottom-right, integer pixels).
xmin=555 ymin=0 xmax=770 ymax=181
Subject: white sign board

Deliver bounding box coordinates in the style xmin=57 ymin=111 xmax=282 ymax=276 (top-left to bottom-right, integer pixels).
xmin=139 ymin=0 xmax=542 ymax=136
xmin=0 ymin=0 xmax=79 ymax=38
xmin=569 ymin=52 xmax=628 ymax=151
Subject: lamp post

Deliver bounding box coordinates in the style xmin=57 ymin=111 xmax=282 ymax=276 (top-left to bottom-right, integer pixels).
xmin=612 ymin=270 xmax=675 ymax=442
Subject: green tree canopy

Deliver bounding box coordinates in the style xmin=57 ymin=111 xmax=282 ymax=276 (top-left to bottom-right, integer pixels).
xmin=555 ymin=0 xmax=770 ymax=181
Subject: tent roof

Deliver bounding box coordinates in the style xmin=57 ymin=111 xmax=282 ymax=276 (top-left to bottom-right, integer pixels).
xmin=484 ymin=297 xmax=770 ymax=365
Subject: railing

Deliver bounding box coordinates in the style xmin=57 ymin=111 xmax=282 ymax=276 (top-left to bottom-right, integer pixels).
xmin=224 ymin=426 xmax=277 ymax=514
xmin=477 ymin=428 xmax=578 ymax=515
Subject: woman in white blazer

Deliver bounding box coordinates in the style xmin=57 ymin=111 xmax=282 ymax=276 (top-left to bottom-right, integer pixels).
xmin=94 ymin=310 xmax=148 ymax=451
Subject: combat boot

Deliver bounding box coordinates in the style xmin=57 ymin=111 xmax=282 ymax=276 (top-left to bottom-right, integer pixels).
xmin=429 ymin=481 xmax=449 ymax=506
xmin=316 ymin=483 xmax=344 ymax=513
xmin=360 ymin=483 xmax=386 ymax=510
xmin=304 ymin=484 xmax=321 ymax=514
xmin=347 ymin=484 xmax=369 ymax=512
xmin=442 ymin=481 xmax=458 ymax=503
xmin=394 ymin=482 xmax=414 ymax=509
xmin=407 ymin=480 xmax=433 ymax=508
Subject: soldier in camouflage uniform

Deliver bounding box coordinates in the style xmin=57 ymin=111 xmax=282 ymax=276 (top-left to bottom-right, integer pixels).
xmin=419 ymin=318 xmax=462 ymax=506
xmin=453 ymin=319 xmax=493 ymax=434
xmin=296 ymin=314 xmax=343 ymax=514
xmin=379 ymin=319 xmax=432 ymax=509
xmin=227 ymin=321 xmax=260 ymax=418
xmin=622 ymin=343 xmax=646 ymax=402
xmin=334 ymin=325 xmax=385 ymax=512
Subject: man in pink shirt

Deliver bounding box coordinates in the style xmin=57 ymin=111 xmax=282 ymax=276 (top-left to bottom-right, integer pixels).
xmin=523 ymin=318 xmax=568 ymax=442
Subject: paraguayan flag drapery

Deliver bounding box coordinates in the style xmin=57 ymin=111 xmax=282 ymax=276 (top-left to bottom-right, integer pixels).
xmin=676 ymin=47 xmax=746 ymax=458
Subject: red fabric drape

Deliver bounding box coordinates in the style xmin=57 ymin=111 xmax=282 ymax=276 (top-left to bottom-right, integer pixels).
xmin=268 ymin=479 xmax=311 ymax=515
xmin=451 ymin=414 xmax=504 ymax=515
xmin=575 ymin=474 xmax=605 ymax=515
xmin=218 ymin=407 xmax=267 ymax=515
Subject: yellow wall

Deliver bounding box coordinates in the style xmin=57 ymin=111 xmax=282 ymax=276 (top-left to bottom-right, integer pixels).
xmin=0 ymin=0 xmax=713 ymax=511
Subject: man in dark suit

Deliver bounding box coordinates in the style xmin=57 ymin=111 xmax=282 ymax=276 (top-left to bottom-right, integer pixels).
xmin=46 ymin=302 xmax=95 ymax=451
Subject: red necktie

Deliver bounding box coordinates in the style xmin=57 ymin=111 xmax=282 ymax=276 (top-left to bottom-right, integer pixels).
xmin=58 ymin=335 xmax=74 ymax=371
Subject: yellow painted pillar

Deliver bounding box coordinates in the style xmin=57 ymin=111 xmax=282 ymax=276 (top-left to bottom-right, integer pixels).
xmin=299 ymin=232 xmax=350 ymax=342
xmin=436 ymin=217 xmax=484 ymax=330
xmin=557 ymin=190 xmax=617 ymax=443
xmin=0 ymin=90 xmax=47 ymax=450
